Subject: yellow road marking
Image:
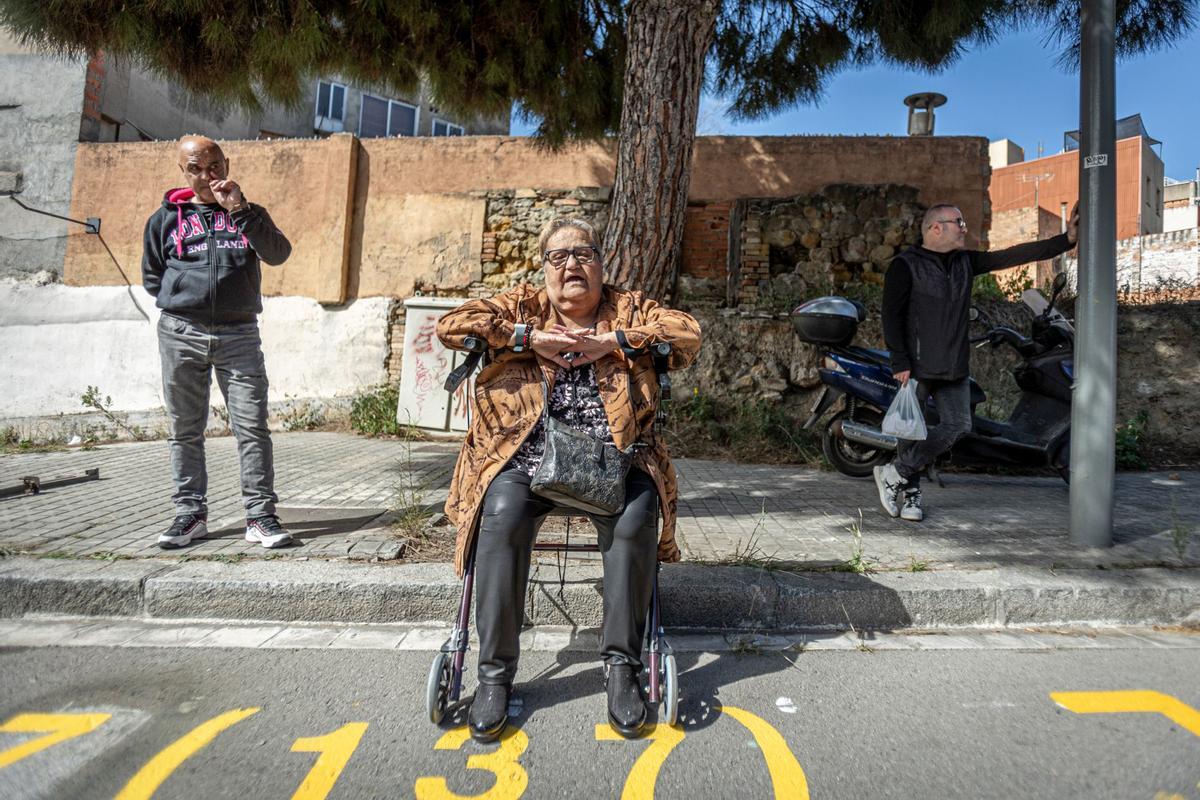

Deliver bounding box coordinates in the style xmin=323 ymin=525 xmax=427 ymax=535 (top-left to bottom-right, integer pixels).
xmin=1051 ymin=691 xmax=1200 ymax=738
xmin=595 ymin=723 xmax=685 ymax=800
xmin=114 ymin=707 xmax=260 ymax=800
xmin=0 ymin=712 xmax=112 ymax=769
xmin=290 ymin=722 xmax=368 ymax=800
xmin=415 ymin=726 xmax=529 ymax=800
xmin=720 ymin=705 xmax=811 ymax=800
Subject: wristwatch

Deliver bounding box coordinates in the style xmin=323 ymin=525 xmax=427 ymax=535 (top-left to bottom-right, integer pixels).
xmin=512 ymin=323 xmax=528 ymax=352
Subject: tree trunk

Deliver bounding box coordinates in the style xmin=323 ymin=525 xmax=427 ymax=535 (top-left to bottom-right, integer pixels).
xmin=603 ymin=0 xmax=718 ymax=302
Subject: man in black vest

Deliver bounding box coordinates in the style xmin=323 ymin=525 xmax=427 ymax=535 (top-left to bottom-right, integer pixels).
xmin=876 ymin=203 xmax=1079 ymax=522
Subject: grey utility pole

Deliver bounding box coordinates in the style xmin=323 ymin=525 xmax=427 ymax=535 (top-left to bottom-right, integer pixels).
xmin=1070 ymin=0 xmax=1117 ymax=548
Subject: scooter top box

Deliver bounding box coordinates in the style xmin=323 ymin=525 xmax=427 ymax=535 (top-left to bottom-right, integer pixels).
xmin=790 ymin=296 xmax=866 ymax=347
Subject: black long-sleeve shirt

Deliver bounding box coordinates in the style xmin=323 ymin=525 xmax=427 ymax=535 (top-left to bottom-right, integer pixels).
xmin=882 ymin=233 xmax=1073 ymax=374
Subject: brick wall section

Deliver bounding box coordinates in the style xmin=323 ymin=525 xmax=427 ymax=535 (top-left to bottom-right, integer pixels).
xmin=680 ymin=202 xmax=732 ymax=280
xmin=990 ymin=206 xmax=1065 ymax=288
xmin=82 ymin=53 xmax=104 ymax=122
xmin=739 ymin=207 xmax=770 ymax=305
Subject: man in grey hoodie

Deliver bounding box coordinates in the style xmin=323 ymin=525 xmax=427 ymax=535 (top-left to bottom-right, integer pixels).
xmin=142 ymin=135 xmax=293 ymax=549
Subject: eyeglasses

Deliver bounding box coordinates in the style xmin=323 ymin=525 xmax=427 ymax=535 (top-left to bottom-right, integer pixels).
xmin=543 ymin=246 xmax=599 ymax=268
xmin=936 ymin=218 xmax=967 ymax=230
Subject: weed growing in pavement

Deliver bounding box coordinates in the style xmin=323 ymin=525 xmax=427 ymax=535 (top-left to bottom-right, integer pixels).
xmin=1114 ymin=410 xmax=1149 ymax=470
xmin=280 ymin=399 xmax=326 ymax=432
xmin=908 ymin=555 xmax=929 ymax=572
xmin=1169 ymin=500 xmax=1194 ymax=563
xmin=1 ymin=425 xmax=68 ymax=454
xmin=350 ymin=383 xmax=404 ymax=437
xmin=391 ymin=424 xmax=435 ymax=544
xmin=729 ymin=636 xmax=764 ymax=656
xmin=81 ymin=386 xmax=147 ymax=441
xmin=833 ymin=510 xmax=873 ymax=574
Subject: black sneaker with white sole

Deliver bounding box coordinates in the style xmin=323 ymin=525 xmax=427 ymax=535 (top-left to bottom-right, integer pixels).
xmin=900 ymin=487 xmax=924 ymax=522
xmin=245 ymin=515 xmax=293 ymax=548
xmin=158 ymin=514 xmax=208 ymax=549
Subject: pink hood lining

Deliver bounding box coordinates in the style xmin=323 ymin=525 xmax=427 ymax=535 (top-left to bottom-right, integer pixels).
xmin=163 ymin=187 xmax=248 ymax=256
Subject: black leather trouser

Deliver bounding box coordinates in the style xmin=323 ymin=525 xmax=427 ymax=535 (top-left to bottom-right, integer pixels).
xmin=474 ymin=467 xmax=659 ymax=686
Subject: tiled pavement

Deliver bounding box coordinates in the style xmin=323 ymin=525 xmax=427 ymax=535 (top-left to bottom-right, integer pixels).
xmin=1 ymin=432 xmax=1196 ymax=571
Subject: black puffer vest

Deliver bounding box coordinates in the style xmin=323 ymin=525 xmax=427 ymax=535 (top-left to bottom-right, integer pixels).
xmin=893 ymin=247 xmax=974 ymax=381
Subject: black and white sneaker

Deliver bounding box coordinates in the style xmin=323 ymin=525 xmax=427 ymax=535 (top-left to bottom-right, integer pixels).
xmin=900 ymin=487 xmax=924 ymax=522
xmin=245 ymin=515 xmax=293 ymax=548
xmin=158 ymin=514 xmax=208 ymax=549
xmin=872 ymin=463 xmax=904 ymax=518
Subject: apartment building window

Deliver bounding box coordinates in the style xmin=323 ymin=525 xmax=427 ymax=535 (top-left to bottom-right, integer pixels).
xmin=359 ymin=95 xmax=418 ymax=138
xmin=432 ymin=119 xmax=464 ymax=137
xmin=315 ymin=80 xmax=346 ymax=133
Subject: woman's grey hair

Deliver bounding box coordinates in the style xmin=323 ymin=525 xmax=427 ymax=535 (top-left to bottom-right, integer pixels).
xmin=537 ymin=217 xmax=601 ymax=258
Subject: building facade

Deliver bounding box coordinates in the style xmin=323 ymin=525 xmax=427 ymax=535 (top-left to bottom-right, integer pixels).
xmin=82 ymin=53 xmax=509 ymax=144
xmin=989 ymin=115 xmax=1165 ymax=244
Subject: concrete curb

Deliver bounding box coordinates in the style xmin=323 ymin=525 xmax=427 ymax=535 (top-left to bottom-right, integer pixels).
xmin=1 ymin=557 xmax=1198 ymax=630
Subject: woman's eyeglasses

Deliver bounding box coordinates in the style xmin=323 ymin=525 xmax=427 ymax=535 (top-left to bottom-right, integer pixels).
xmin=543 ymin=246 xmax=599 ymax=268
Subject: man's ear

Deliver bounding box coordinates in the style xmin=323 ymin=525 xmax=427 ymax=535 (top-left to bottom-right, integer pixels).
xmin=224 ymin=157 xmax=231 ymax=177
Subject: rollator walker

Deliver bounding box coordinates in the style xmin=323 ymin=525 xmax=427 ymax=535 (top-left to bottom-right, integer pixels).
xmin=426 ymin=335 xmax=680 ymax=727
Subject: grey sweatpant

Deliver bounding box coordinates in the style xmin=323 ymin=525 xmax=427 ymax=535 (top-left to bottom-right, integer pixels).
xmin=157 ymin=314 xmax=277 ymax=518
xmin=473 ymin=467 xmax=660 ymax=685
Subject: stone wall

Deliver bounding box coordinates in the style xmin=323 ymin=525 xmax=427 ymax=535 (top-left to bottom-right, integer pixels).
xmin=675 ymin=300 xmax=1200 ymax=460
xmin=477 ymin=187 xmax=611 ymax=291
xmin=738 ymin=184 xmax=924 ymax=311
xmin=1063 ymin=228 xmax=1199 ymax=295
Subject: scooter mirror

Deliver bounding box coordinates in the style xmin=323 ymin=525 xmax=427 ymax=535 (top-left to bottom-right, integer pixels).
xmin=969 ymin=306 xmax=981 ymax=322
xmin=1052 ymin=272 xmax=1068 ymax=293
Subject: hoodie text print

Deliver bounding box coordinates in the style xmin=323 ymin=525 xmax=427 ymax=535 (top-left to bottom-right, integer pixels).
xmin=142 ymin=187 xmax=292 ymax=324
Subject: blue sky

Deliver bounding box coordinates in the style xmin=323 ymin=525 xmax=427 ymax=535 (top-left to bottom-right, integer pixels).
xmin=511 ymin=24 xmax=1199 ymax=181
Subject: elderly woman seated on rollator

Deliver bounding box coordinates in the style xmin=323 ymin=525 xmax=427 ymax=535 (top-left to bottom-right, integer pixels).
xmin=436 ymin=217 xmax=702 ymax=741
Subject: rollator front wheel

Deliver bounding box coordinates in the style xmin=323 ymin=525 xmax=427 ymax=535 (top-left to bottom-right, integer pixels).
xmin=662 ymin=653 xmax=679 ymax=726
xmin=427 ymin=651 xmax=451 ymax=724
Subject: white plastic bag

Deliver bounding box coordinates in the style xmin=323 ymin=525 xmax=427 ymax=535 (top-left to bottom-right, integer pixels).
xmin=881 ymin=380 xmax=927 ymax=440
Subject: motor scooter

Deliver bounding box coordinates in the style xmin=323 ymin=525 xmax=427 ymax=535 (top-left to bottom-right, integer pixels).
xmin=792 ymin=272 xmax=1074 ymax=483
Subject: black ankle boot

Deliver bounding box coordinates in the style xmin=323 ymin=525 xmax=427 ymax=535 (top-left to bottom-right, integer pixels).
xmin=605 ymin=664 xmax=647 ymax=738
xmin=469 ymin=683 xmax=510 ymax=743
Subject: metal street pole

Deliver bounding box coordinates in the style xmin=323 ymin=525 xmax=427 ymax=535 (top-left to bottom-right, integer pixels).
xmin=1070 ymin=0 xmax=1117 ymax=548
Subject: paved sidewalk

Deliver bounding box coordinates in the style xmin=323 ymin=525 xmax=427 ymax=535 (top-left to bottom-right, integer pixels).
xmin=1 ymin=432 xmax=1196 ymax=571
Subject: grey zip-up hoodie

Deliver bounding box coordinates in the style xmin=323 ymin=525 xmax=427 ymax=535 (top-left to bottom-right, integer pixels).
xmin=142 ymin=187 xmax=291 ymax=324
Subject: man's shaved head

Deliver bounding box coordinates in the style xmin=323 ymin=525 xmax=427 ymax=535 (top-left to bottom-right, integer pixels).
xmin=176 ymin=135 xmax=229 ymax=203
xmin=178 ymin=135 xmax=224 ymax=163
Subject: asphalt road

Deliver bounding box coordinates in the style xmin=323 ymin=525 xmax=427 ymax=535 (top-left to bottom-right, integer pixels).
xmin=1 ymin=627 xmax=1198 ymax=799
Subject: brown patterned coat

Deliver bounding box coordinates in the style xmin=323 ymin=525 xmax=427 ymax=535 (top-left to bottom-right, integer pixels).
xmin=437 ymin=284 xmax=702 ymax=577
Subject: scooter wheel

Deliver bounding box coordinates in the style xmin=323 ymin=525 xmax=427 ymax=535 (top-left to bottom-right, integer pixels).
xmin=822 ymin=410 xmax=891 ymax=478
xmin=426 ymin=651 xmax=451 ymax=725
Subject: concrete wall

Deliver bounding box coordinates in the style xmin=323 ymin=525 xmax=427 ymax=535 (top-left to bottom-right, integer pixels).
xmin=64 ymin=135 xmax=358 ymax=304
xmin=11 ymin=133 xmax=991 ymax=424
xmin=1063 ymin=228 xmax=1199 ymax=293
xmin=0 ymin=31 xmax=86 ymax=279
xmin=67 ymin=134 xmax=992 ymax=300
xmin=0 ymin=280 xmax=391 ymax=420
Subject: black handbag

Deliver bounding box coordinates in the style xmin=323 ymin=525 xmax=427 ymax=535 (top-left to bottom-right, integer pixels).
xmin=530 ymin=374 xmax=638 ymax=515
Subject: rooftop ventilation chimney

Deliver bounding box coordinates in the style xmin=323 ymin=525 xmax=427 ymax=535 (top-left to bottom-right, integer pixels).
xmin=904 ymin=92 xmax=947 ymax=136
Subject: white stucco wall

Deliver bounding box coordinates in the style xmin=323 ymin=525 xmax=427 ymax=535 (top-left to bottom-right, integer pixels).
xmin=0 ymin=280 xmax=391 ymax=419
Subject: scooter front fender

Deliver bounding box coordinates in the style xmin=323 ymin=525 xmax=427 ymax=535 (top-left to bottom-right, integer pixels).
xmin=802 ymin=385 xmax=845 ymax=429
